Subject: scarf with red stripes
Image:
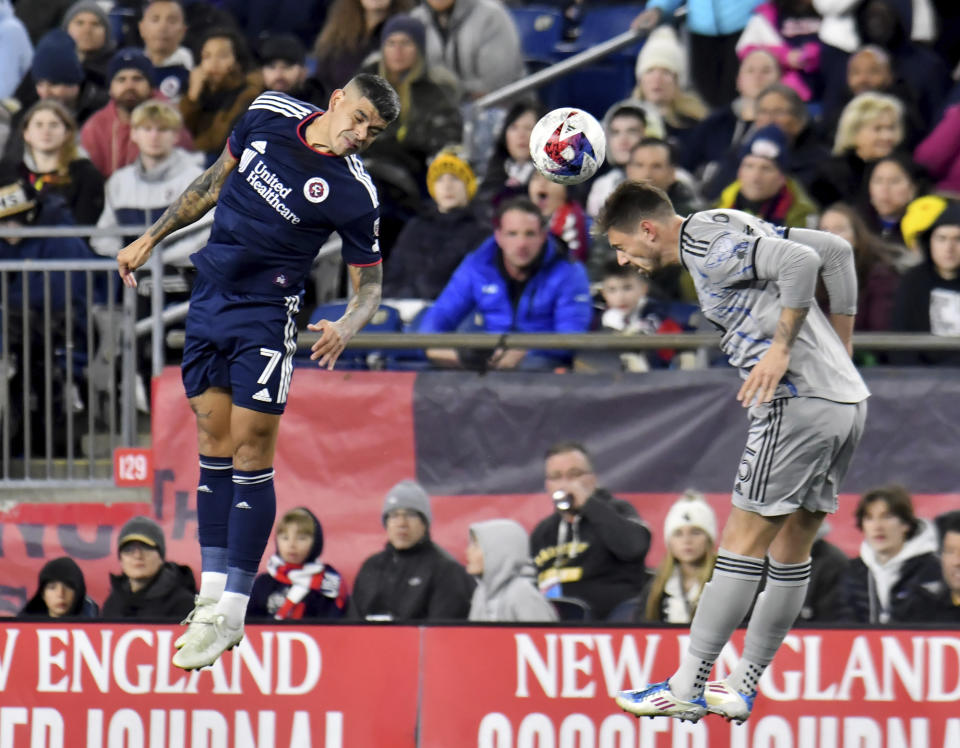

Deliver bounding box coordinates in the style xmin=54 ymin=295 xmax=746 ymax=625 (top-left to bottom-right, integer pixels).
xmin=266 ymin=554 xmax=332 ymax=620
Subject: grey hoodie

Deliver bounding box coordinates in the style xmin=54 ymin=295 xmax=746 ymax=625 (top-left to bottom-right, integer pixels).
xmin=468 ymin=519 xmax=558 ymax=623
xmin=859 ymin=517 xmax=938 ymax=623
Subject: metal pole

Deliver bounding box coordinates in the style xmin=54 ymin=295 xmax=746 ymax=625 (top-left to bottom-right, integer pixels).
xmin=150 ymin=248 xmax=164 ymax=376
xmin=121 ymin=285 xmax=138 ymax=447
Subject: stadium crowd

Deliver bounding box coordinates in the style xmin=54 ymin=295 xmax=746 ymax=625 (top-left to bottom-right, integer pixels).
xmin=2 ymin=1 xmax=960 ymax=623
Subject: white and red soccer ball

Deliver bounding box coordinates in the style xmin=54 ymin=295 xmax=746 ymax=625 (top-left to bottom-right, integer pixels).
xmin=529 ymin=107 xmax=606 ymax=186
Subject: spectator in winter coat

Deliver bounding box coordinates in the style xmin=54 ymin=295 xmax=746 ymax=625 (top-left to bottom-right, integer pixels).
xmin=383 ymin=147 xmax=490 ymax=299
xmin=467 ymin=520 xmax=558 ymax=623
xmin=797 ymin=527 xmax=850 ymax=622
xmin=81 ymin=47 xmax=193 ymax=178
xmin=891 ymin=201 xmax=960 ymax=365
xmin=248 ymin=507 xmax=348 ymax=620
xmin=258 ymin=34 xmax=326 ymax=108
xmin=528 ymin=171 xmax=589 ymax=262
xmin=715 ymin=124 xmax=818 ymax=228
xmin=411 ymin=0 xmax=523 ymax=100
xmin=179 ymin=27 xmax=262 ymax=159
xmin=914 ymin=102 xmax=960 ymax=195
xmin=350 ymin=480 xmax=475 ymax=622
xmin=900 ymin=513 xmax=960 ymax=624
xmin=139 ymin=0 xmax=194 ymax=102
xmin=20 ymin=557 xmax=99 ymax=618
xmin=836 ymin=485 xmax=941 ymax=624
xmin=19 ymin=99 xmax=104 ymax=225
xmin=0 ymin=0 xmax=32 ymax=99
xmin=420 ymin=197 xmax=592 ymax=370
xmin=62 ymin=1 xmax=115 ymax=94
xmin=476 ymin=101 xmax=541 ymax=219
xmin=101 ymin=516 xmax=197 ymax=620
xmin=531 ymin=441 xmax=651 ymax=621
xmin=636 ymin=491 xmax=717 ymax=624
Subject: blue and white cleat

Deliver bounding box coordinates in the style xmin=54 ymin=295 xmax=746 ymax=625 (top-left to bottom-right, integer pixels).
xmin=615 ymin=681 xmax=708 ymax=722
xmin=704 ymin=680 xmax=755 ymax=724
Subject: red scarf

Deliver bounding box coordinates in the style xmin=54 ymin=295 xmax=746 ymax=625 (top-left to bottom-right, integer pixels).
xmin=266 ymin=554 xmax=345 ymax=620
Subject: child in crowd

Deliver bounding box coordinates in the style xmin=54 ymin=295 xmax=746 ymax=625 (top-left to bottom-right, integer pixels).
xmin=528 ymin=170 xmax=588 ymax=262
xmin=248 ymin=508 xmax=348 ymax=620
xmin=598 ymin=260 xmax=686 ymax=371
xmin=20 ymin=556 xmax=99 ymax=618
xmin=466 ymin=519 xmax=557 ymax=623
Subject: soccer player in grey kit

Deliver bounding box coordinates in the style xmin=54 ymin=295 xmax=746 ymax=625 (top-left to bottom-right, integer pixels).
xmin=598 ymin=180 xmax=869 ymax=723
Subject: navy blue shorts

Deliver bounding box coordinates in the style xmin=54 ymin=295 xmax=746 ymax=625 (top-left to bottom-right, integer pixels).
xmin=181 ymin=277 xmax=302 ymax=415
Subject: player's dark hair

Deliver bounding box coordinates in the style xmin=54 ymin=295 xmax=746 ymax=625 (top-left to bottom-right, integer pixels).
xmin=855 ymin=484 xmax=921 ymax=538
xmin=346 ymin=73 xmax=401 ymax=123
xmin=494 ymin=196 xmax=547 ymax=230
xmin=596 ymin=180 xmax=675 ymax=235
xmin=198 ymin=26 xmax=251 ymax=72
xmin=631 ymin=137 xmax=675 ymax=166
xmin=545 ymin=441 xmax=593 ymax=468
xmin=757 ymin=82 xmax=808 ymax=126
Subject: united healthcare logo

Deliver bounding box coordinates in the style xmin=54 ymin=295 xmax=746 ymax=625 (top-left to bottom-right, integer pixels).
xmin=304 ymin=177 xmax=330 ymax=204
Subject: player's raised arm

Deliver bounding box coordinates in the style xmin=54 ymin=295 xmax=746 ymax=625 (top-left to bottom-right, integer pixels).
xmin=309 ymin=263 xmax=383 ymax=370
xmin=116 ymin=144 xmax=238 ymax=287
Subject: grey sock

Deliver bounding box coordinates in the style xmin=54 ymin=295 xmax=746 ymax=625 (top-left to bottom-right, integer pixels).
xmin=668 ymin=549 xmax=765 ymax=700
xmin=728 ymin=557 xmax=812 ymax=696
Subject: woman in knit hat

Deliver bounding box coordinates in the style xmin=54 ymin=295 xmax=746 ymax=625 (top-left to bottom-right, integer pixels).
xmin=632 ymin=26 xmax=708 ymax=152
xmin=636 ymin=490 xmax=718 ymax=623
xmin=383 ymin=146 xmax=491 ymax=300
xmin=20 ymin=557 xmax=99 ymax=618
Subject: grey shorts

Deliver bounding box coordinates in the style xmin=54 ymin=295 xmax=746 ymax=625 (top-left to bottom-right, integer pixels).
xmin=732 ymin=397 xmax=867 ymax=517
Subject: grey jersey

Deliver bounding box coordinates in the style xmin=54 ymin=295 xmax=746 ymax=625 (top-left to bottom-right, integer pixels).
xmin=680 ymin=209 xmax=869 ymax=404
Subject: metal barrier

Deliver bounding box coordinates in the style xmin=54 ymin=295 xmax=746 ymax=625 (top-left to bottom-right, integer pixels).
xmin=0 ymin=258 xmax=137 ymax=487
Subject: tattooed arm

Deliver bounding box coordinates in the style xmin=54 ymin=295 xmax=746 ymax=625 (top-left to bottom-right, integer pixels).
xmin=117 ymin=145 xmax=238 ymax=287
xmin=308 ymin=263 xmax=383 ymax=370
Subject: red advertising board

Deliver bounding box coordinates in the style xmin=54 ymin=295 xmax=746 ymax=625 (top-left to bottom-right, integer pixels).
xmin=0 ymin=622 xmax=419 ymax=748
xmin=419 ymin=627 xmax=960 ymax=748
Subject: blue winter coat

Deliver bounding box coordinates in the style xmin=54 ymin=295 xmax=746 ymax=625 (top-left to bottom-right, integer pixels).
xmin=648 ymin=0 xmax=761 ymax=36
xmin=419 ymin=236 xmax=592 ymax=364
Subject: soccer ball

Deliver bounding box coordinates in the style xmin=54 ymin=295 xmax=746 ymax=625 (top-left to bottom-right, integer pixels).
xmin=529 ymin=107 xmax=606 ymax=186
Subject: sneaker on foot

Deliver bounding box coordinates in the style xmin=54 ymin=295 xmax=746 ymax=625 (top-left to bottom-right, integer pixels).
xmin=174 ymin=596 xmax=218 ymax=649
xmin=704 ymin=680 xmax=755 ymax=723
xmin=171 ymin=615 xmax=243 ymax=670
xmin=615 ymin=681 xmax=707 ymax=721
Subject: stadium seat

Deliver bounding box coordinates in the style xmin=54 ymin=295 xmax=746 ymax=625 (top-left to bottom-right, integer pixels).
xmin=549 ymin=596 xmax=593 ymax=622
xmin=559 ymin=4 xmax=646 ymax=58
xmin=296 ymin=302 xmax=402 ymax=369
xmin=509 ymin=6 xmax=566 ymax=67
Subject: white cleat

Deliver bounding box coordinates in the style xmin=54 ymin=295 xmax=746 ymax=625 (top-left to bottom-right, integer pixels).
xmin=175 ymin=596 xmax=218 ymax=649
xmin=615 ymin=681 xmax=708 ymax=722
xmin=171 ymin=614 xmax=244 ymax=671
xmin=704 ymin=680 xmax=755 ymax=724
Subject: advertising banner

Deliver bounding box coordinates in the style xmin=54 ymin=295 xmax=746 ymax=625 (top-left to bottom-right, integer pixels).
xmin=419 ymin=626 xmax=960 ymax=748
xmin=0 ymin=622 xmax=419 ymax=748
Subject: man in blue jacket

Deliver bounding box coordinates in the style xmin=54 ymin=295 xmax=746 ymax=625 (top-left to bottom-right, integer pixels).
xmin=420 ymin=196 xmax=592 ymax=370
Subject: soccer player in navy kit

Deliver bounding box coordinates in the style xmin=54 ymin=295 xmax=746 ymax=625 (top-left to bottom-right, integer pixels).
xmin=597 ymin=181 xmax=868 ymax=723
xmin=116 ymin=74 xmax=400 ymax=669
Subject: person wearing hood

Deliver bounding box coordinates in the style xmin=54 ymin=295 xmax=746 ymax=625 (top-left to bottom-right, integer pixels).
xmin=248 ymin=507 xmax=347 ymax=620
xmin=420 ymin=197 xmax=592 ymax=371
xmin=62 ymin=0 xmax=115 ymax=93
xmin=383 ymin=147 xmax=491 ymax=299
xmin=410 ymin=0 xmax=523 ymax=100
xmin=0 ymin=0 xmax=32 ymax=99
xmin=715 ymin=124 xmax=818 ymax=229
xmin=467 ymin=519 xmax=558 ymax=623
xmin=836 ymin=485 xmax=941 ymax=623
xmin=349 ymin=480 xmax=475 ymax=621
xmin=20 ymin=557 xmax=99 ymax=618
xmin=530 ymin=441 xmax=652 ymax=621
xmin=102 ymin=516 xmax=198 ymax=620
xmin=890 ymin=200 xmax=960 ymax=365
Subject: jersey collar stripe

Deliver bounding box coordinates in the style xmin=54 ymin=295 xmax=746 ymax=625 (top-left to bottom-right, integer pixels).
xmin=251 ymin=102 xmax=306 ymax=119
xmin=253 ymin=93 xmax=310 ymax=117
xmin=346 ymin=155 xmax=379 ymax=208
xmin=256 ymin=92 xmax=311 ymax=112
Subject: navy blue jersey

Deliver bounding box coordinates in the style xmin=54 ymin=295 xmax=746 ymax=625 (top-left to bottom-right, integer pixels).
xmin=190 ymin=91 xmax=382 ymax=296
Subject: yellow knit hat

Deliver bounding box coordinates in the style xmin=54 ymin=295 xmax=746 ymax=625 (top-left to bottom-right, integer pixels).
xmin=427 ymin=149 xmax=477 ymax=202
xmin=901 ymin=195 xmax=948 ymax=250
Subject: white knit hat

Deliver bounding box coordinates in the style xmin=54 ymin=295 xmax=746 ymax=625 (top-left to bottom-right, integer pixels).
xmin=663 ymin=490 xmax=716 ymax=542
xmin=635 ymin=25 xmax=686 ymax=83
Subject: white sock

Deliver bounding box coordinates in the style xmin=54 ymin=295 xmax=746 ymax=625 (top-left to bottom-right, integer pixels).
xmin=215 ymin=591 xmax=249 ymax=627
xmin=199 ymin=571 xmax=227 ymax=601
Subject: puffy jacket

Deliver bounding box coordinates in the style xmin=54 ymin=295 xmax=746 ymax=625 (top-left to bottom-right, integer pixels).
xmin=647 ymin=0 xmax=762 ymax=36
xmin=101 ymin=562 xmax=197 ymax=621
xmin=419 ymin=236 xmax=592 ymax=363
